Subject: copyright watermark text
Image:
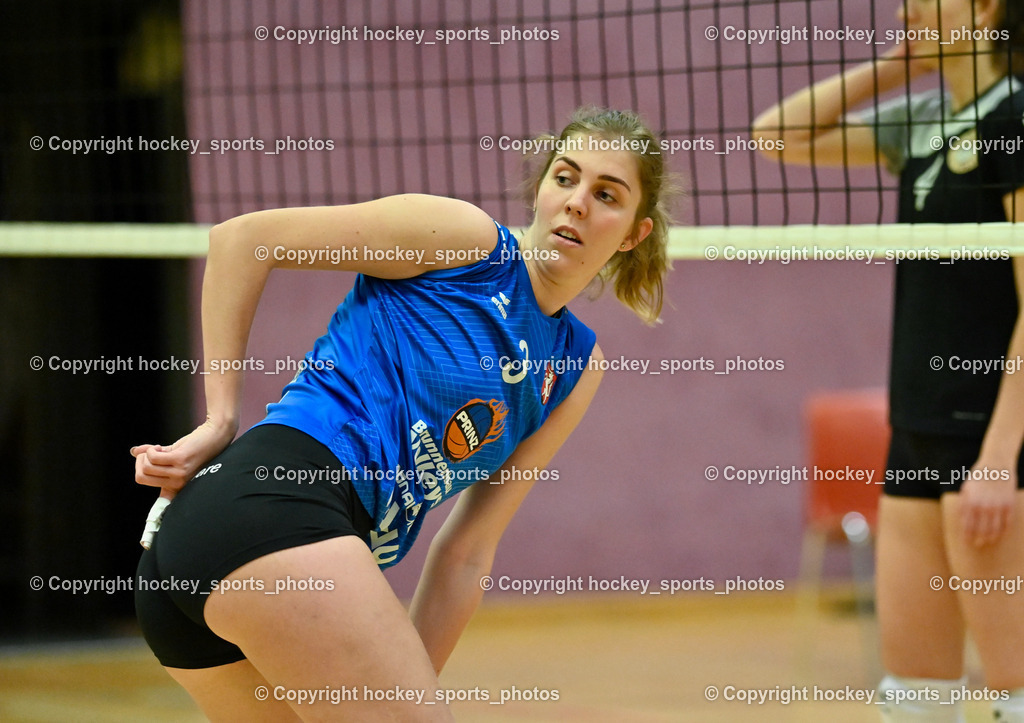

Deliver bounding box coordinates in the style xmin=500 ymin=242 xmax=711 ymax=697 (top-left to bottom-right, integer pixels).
xmin=260 ymin=684 xmax=559 ymax=705
xmin=479 ymin=574 xmax=784 ymax=595
xmin=704 ymin=24 xmax=1008 ymax=46
xmin=257 ymin=24 xmax=560 ymax=46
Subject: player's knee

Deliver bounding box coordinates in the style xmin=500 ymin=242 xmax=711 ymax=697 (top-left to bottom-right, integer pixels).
xmin=992 ymin=688 xmax=1024 ymax=722
xmin=876 ymin=675 xmax=966 ymax=722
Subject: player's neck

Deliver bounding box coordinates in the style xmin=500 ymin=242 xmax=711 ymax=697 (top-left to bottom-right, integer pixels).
xmin=523 ymin=258 xmax=581 ymax=317
xmin=943 ymin=55 xmax=1006 ymax=114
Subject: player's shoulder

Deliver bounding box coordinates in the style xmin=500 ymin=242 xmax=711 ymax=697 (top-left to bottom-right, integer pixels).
xmin=393 ymin=194 xmax=495 ymax=237
xmin=907 ymin=90 xmax=946 ymax=121
xmin=859 ymin=90 xmax=943 ymax=132
xmin=979 ymin=78 xmax=1024 ymax=123
xmin=881 ymin=89 xmax=944 ymax=117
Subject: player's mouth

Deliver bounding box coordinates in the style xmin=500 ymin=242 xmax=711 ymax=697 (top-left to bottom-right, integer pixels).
xmin=552 ymin=225 xmax=583 ymax=246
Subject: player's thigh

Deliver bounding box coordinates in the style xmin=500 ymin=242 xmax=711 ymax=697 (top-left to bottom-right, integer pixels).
xmin=167 ymin=659 xmax=301 ymax=722
xmin=204 ymin=536 xmax=453 ymax=722
xmin=876 ymin=495 xmax=965 ymax=678
xmin=942 ymin=490 xmax=1024 ymax=690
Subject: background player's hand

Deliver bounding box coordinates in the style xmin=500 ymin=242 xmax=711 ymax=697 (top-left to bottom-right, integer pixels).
xmin=958 ymin=461 xmax=1017 ymax=547
xmin=132 ymin=418 xmax=236 ymax=499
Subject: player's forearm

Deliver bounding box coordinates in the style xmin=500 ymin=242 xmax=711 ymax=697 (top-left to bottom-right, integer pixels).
xmin=753 ymin=59 xmax=905 ymax=141
xmin=200 ymin=217 xmax=275 ymax=430
xmin=979 ymin=318 xmax=1024 ymax=465
xmin=409 ymin=542 xmax=491 ymax=675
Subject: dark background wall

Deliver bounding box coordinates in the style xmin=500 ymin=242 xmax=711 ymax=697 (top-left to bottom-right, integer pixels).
xmin=0 ymin=0 xmax=191 ymax=639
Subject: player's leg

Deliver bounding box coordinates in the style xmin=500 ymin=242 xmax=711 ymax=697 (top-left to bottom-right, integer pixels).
xmin=942 ymin=490 xmax=1024 ymax=720
xmin=136 ymin=538 xmax=301 ymax=720
xmin=167 ymin=660 xmax=301 ymax=722
xmin=203 ymin=535 xmax=453 ymax=722
xmin=875 ymin=495 xmax=966 ymax=721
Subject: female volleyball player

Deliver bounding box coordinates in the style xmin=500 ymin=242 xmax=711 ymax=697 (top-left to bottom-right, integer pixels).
xmin=131 ymin=107 xmax=672 ymax=721
xmin=754 ymin=1 xmax=1024 ymax=720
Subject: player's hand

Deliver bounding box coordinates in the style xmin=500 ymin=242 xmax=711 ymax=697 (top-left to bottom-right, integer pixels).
xmin=958 ymin=462 xmax=1016 ymax=547
xmin=132 ymin=418 xmax=236 ymax=499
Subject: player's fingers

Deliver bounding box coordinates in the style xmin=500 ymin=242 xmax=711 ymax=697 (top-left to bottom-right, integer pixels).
xmin=961 ymin=503 xmax=981 ymax=545
xmin=958 ymin=501 xmax=991 ymax=544
xmin=130 ymin=444 xmax=155 ymax=458
xmin=144 ymin=463 xmax=194 ymax=489
xmin=135 ymin=471 xmax=169 ymax=489
xmin=145 ymin=445 xmax=187 ymax=466
xmin=138 ymin=450 xmax=174 ymax=474
xmin=984 ymin=506 xmax=1010 ymax=545
xmin=135 ymin=452 xmax=176 ymax=488
xmin=145 ymin=446 xmax=170 ymax=462
xmin=969 ymin=506 xmax=1003 ymax=547
xmin=135 ymin=471 xmax=188 ymax=491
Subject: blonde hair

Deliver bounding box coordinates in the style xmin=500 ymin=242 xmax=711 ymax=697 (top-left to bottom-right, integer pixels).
xmin=527 ymin=106 xmax=677 ymax=324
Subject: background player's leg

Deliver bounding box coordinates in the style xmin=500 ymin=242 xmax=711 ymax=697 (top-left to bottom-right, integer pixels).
xmin=875 ymin=497 xmax=967 ymax=720
xmin=876 ymin=496 xmax=964 ymax=678
xmin=167 ymin=660 xmax=301 ymax=722
xmin=203 ymin=536 xmax=453 ymax=722
xmin=942 ymin=491 xmax=1024 ymax=691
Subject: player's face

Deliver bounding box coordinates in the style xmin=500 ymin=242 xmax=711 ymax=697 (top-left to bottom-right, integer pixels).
xmin=898 ymin=0 xmax=1000 ymax=65
xmin=531 ymin=138 xmax=652 ymax=274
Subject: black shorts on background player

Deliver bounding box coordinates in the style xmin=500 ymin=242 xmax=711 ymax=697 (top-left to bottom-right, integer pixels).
xmin=884 ymin=429 xmax=1024 ymax=499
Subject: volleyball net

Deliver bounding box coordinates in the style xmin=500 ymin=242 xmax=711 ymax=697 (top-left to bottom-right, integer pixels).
xmin=2 ymin=0 xmax=1022 ymax=259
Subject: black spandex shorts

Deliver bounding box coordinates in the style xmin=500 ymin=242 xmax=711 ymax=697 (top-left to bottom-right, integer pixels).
xmin=135 ymin=424 xmax=373 ymax=669
xmin=883 ymin=428 xmax=1024 ymax=499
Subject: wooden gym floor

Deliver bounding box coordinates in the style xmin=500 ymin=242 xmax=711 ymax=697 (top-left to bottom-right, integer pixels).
xmin=0 ymin=589 xmax=994 ymax=722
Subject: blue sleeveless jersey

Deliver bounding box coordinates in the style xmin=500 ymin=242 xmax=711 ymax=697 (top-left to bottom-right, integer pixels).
xmin=257 ymin=222 xmax=596 ymax=567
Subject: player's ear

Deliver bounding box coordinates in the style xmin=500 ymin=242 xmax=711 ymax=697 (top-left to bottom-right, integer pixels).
xmin=622 ymin=217 xmax=653 ymax=251
xmin=975 ymin=0 xmax=1000 ymax=27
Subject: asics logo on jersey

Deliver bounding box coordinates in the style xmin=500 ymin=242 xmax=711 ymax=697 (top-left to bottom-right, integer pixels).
xmin=502 ymin=339 xmax=528 ymax=384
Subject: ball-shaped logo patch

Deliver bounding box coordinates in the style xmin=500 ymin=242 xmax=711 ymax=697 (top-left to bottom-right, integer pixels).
xmin=443 ymin=399 xmax=509 ymax=462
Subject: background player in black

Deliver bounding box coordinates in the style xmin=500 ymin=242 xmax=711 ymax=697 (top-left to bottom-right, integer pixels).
xmin=755 ymin=1 xmax=1024 ymax=720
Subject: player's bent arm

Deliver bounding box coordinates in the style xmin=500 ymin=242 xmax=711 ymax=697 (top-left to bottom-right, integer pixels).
xmin=751 ymin=56 xmax=906 ymax=167
xmin=215 ymin=193 xmax=497 ymax=277
xmin=756 ymin=124 xmax=879 ymax=168
xmin=133 ymin=218 xmax=273 ymax=490
xmin=134 ymin=195 xmax=495 ymax=491
xmin=409 ymin=345 xmax=606 ymax=674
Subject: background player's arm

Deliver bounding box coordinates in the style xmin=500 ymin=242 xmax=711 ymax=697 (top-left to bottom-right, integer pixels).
xmin=752 ymin=47 xmax=922 ymax=167
xmin=133 ymin=194 xmax=495 ymax=495
xmin=961 ymin=190 xmax=1024 ymax=545
xmin=409 ymin=345 xmax=606 ymax=675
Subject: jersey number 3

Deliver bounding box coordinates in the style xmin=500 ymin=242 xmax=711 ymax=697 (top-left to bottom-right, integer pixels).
xmin=502 ymin=339 xmax=528 ymax=384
